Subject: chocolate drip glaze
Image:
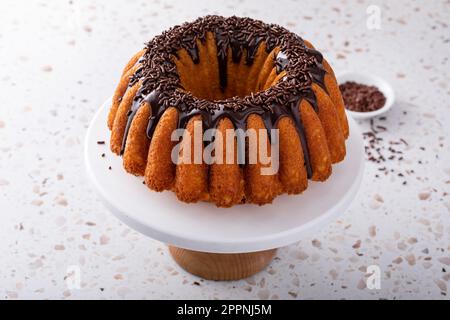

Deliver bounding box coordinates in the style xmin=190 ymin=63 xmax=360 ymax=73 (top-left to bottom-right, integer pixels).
xmin=121 ymin=16 xmax=328 ymax=178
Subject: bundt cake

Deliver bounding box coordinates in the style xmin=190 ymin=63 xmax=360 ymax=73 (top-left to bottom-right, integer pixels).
xmin=107 ymin=16 xmax=349 ymax=208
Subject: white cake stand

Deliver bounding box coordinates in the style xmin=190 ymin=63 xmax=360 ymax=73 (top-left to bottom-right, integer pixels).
xmin=85 ymin=98 xmax=364 ymax=280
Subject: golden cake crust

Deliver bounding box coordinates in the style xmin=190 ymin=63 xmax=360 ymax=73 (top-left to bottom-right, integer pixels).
xmin=107 ymin=16 xmax=349 ymax=207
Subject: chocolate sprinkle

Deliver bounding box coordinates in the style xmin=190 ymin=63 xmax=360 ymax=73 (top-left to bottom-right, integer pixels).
xmin=121 ymin=16 xmax=329 ymax=178
xmin=339 ymin=81 xmax=386 ymax=113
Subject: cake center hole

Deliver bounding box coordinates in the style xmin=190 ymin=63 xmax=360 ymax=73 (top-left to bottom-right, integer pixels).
xmin=175 ymin=41 xmax=278 ymax=101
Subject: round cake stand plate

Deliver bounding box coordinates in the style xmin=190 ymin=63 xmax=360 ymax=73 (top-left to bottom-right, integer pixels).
xmin=85 ymin=98 xmax=365 ymax=280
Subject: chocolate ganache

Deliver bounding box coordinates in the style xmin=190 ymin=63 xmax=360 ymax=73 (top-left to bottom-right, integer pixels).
xmin=121 ymin=16 xmax=328 ymax=178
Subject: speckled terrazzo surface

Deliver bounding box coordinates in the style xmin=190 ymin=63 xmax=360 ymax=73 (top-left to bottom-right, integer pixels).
xmin=0 ymin=0 xmax=449 ymax=300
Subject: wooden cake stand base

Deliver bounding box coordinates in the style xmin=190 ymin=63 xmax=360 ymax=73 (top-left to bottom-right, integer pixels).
xmin=169 ymin=246 xmax=277 ymax=280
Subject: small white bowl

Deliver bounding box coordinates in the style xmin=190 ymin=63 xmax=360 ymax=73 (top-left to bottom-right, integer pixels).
xmin=336 ymin=72 xmax=395 ymax=120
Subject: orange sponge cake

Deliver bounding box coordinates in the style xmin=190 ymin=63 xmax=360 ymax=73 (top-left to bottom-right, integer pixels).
xmin=107 ymin=16 xmax=349 ymax=207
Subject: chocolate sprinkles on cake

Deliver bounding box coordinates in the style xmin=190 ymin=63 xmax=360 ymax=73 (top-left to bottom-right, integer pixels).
xmin=122 ymin=16 xmax=329 ymax=178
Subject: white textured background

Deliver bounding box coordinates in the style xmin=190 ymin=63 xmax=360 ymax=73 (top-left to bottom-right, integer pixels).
xmin=0 ymin=0 xmax=449 ymax=299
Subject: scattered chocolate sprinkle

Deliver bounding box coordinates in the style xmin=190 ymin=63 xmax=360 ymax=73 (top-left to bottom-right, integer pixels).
xmin=339 ymin=81 xmax=386 ymax=112
xmin=363 ymin=117 xmax=413 ymax=183
xmin=97 ymin=140 xmax=105 ymax=145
